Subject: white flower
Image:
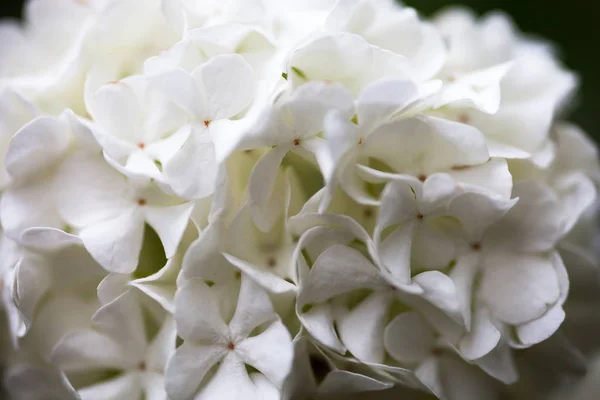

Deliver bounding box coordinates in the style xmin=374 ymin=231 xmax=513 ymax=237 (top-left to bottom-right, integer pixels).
xmin=326 ymin=1 xmax=446 ymax=83
xmin=432 ymin=9 xmax=577 ymax=163
xmin=88 ymin=76 xmax=190 ymax=182
xmin=53 ymin=148 xmax=193 ymax=273
xmin=1 ymin=1 xmax=599 ymax=399
xmin=0 ymin=110 xmax=86 ymax=241
xmin=51 ymin=290 xmax=176 ymax=400
xmin=14 ymin=238 xmax=105 ymax=357
xmin=148 ymin=54 xmax=256 ymax=199
xmin=286 ymin=33 xmax=416 ymax=95
xmin=166 ymin=274 xmax=293 ymax=400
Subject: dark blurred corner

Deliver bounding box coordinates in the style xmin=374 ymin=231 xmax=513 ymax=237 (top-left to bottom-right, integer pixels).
xmin=0 ymin=0 xmax=598 ymax=137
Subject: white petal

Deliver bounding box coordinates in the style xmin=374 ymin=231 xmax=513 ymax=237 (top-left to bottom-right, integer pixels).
xmin=323 ymin=110 xmax=359 ymax=183
xmin=78 ymin=373 xmax=143 ymax=400
xmin=487 ymin=181 xmax=564 ymax=252
xmin=229 ymin=274 xmax=277 ymax=340
xmin=223 ymin=253 xmax=296 ymax=295
xmin=90 ymin=81 xmax=142 ymax=142
xmin=554 ymin=172 xmax=596 ymax=234
xmin=142 ymin=372 xmax=168 ymax=400
xmin=236 ymin=320 xmax=293 ymax=387
xmin=247 ymin=145 xmax=289 ymax=232
xmin=19 ymin=227 xmax=81 ymax=252
xmin=92 ymin=291 xmax=148 ymax=362
xmin=412 ymin=221 xmax=455 ymax=271
xmin=165 ymin=342 xmax=227 ymax=400
xmin=4 ymin=364 xmax=78 ymax=400
xmin=55 ymin=152 xmax=134 ymax=228
xmin=447 ymin=158 xmax=513 ymax=200
xmin=438 ymin=353 xmax=499 ymax=400
xmin=130 ymin=257 xmax=179 ymax=313
xmin=174 ymin=279 xmax=228 ymax=342
xmin=414 ymin=271 xmax=463 ymax=325
xmin=51 ymin=330 xmax=132 ymax=372
xmin=288 ymin=33 xmax=373 ymax=89
xmin=285 ymin=81 xmax=355 ymax=140
xmin=338 ymin=292 xmax=392 ymax=364
xmin=449 ymin=192 xmax=517 ymax=241
xmin=457 ymin=308 xmax=501 ymax=360
xmin=192 ymin=54 xmax=255 ymax=120
xmin=197 ymin=352 xmax=257 ymax=400
xmin=5 ymin=116 xmax=71 ymax=181
xmin=143 ymin=203 xmax=193 ymax=258
xmin=357 ymin=78 xmax=419 ymax=131
xmin=0 ymin=180 xmax=63 ymax=239
xmin=479 ymin=251 xmax=561 ymax=325
xmin=164 ymin=126 xmax=218 ymax=199
xmin=80 ymin=210 xmax=145 ymax=274
xmin=147 ymin=68 xmax=205 ymax=117
xmin=317 ymin=370 xmax=393 ymax=394
xmin=384 ymin=312 xmax=436 ymax=364
xmin=376 ymin=222 xmax=415 ymax=284
xmin=297 ymin=245 xmax=388 ymax=307
xmin=297 ymin=303 xmax=344 ymax=354
xmin=145 ymin=316 xmax=177 ymax=372
xmin=473 ymin=342 xmax=518 ymax=384
xmin=97 ymin=273 xmax=130 ymax=306
xmin=515 ymin=304 xmax=565 ymax=348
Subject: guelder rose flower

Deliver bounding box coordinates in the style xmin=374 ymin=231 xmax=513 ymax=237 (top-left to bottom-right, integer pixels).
xmin=166 ymin=274 xmax=293 ymax=399
xmin=0 ymin=1 xmax=598 ymax=400
xmin=51 ymin=290 xmax=176 ymax=400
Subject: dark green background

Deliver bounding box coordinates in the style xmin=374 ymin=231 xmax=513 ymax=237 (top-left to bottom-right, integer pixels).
xmin=1 ymin=0 xmax=597 ymax=138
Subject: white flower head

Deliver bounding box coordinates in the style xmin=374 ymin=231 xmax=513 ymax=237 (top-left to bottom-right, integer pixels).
xmin=1 ymin=0 xmax=599 ymax=399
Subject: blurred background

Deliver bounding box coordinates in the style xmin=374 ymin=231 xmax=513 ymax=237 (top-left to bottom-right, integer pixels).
xmin=0 ymin=0 xmax=597 ymax=138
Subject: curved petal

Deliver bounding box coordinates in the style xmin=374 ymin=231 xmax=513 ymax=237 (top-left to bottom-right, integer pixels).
xmin=143 ymin=202 xmax=194 ymax=258
xmin=196 ymin=352 xmax=257 ymax=400
xmin=236 ymin=320 xmax=293 ymax=387
xmin=78 ymin=372 xmax=143 ymax=400
xmin=247 ymin=145 xmax=290 ymax=232
xmin=54 ymin=152 xmax=134 ymax=228
xmin=51 ymin=330 xmax=132 ymax=372
xmin=80 ymin=210 xmax=145 ymax=274
xmin=92 ymin=291 xmax=148 ymax=363
xmin=5 ymin=116 xmax=71 ymax=181
xmin=297 ymin=245 xmax=387 ymax=307
xmin=165 ymin=343 xmax=227 ymax=400
xmin=0 ymin=180 xmax=63 ymax=239
xmin=192 ymin=54 xmax=255 ymax=120
xmin=479 ymin=251 xmax=561 ymax=326
xmin=229 ymin=274 xmax=277 ymax=340
xmin=384 ymin=312 xmax=436 ymax=364
xmin=163 ymin=125 xmax=218 ymax=199
xmin=338 ymin=292 xmax=392 ymax=364
xmin=174 ymin=279 xmax=228 ymax=342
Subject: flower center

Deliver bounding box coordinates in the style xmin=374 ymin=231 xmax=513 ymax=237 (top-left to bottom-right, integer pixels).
xmin=416 ymin=213 xmax=424 ymax=220
xmin=471 ymin=242 xmax=482 ymax=251
xmin=458 ymin=113 xmax=470 ymax=124
xmin=204 ymin=120 xmax=212 ymax=128
xmin=227 ymin=342 xmax=235 ymax=350
xmin=293 ymin=139 xmax=301 ymax=146
xmin=138 ymin=143 xmax=145 ymax=149
xmin=137 ymin=198 xmax=147 ymax=206
xmin=138 ymin=361 xmax=146 ymax=371
xmin=418 ymin=174 xmax=427 ymax=182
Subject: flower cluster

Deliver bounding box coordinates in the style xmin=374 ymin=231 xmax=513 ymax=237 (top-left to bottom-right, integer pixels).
xmin=1 ymin=0 xmax=599 ymax=399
